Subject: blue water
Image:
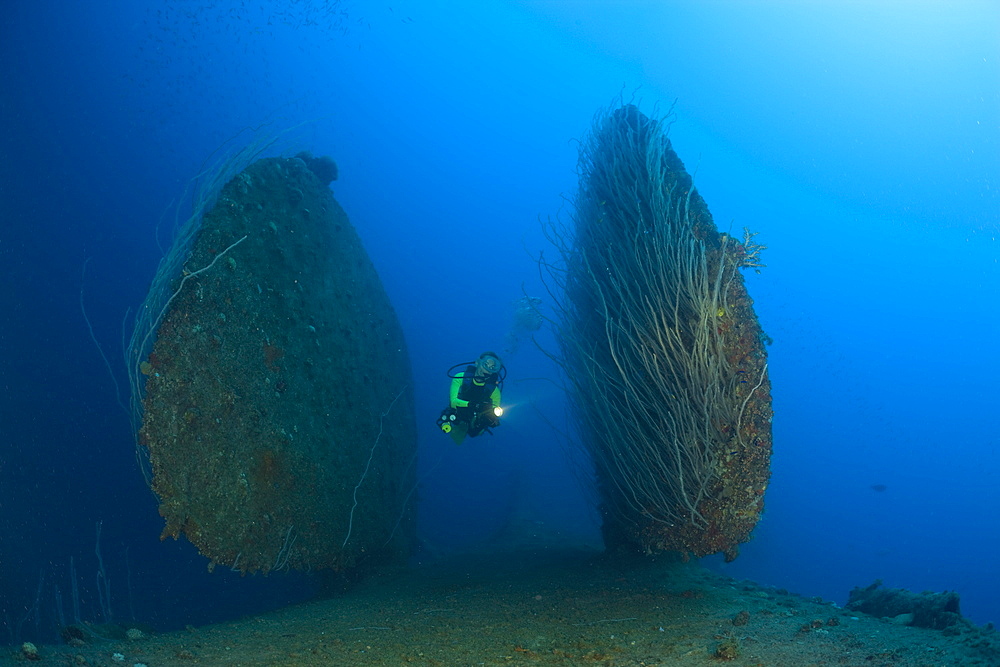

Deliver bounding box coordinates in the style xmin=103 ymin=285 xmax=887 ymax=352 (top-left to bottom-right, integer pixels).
xmin=2 ymin=0 xmax=997 ymax=644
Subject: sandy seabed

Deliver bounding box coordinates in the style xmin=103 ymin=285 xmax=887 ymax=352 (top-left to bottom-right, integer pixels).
xmin=6 ymin=549 xmax=998 ymax=666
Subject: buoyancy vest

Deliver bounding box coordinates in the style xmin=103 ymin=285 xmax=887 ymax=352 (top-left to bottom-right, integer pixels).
xmin=457 ymin=365 xmax=497 ymax=406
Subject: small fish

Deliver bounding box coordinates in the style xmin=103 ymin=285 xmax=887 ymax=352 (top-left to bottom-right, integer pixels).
xmin=870 ymin=484 xmax=888 ymax=493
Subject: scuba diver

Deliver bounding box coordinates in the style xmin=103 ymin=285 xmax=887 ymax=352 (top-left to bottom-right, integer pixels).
xmin=436 ymin=351 xmax=505 ymax=444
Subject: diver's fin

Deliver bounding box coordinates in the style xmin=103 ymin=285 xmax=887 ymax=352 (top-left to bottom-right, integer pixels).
xmin=448 ymin=421 xmax=469 ymax=445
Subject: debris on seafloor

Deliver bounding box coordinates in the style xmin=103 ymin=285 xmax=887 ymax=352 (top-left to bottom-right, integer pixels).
xmin=847 ymin=579 xmax=964 ymax=630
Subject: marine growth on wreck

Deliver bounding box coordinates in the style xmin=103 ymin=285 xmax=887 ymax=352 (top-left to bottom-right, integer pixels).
xmin=133 ymin=153 xmax=417 ymax=574
xmin=551 ymin=105 xmax=772 ymax=560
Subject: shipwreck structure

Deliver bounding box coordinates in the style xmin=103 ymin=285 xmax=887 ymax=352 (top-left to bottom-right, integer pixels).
xmin=551 ymin=105 xmax=772 ymax=560
xmin=130 ymin=151 xmax=416 ymax=574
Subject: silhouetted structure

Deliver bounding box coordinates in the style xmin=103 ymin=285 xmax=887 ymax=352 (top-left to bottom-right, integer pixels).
xmin=134 ymin=154 xmax=416 ymax=573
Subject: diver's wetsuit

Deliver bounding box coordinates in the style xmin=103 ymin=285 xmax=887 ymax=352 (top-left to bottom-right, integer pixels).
xmin=450 ymin=365 xmax=501 ymax=437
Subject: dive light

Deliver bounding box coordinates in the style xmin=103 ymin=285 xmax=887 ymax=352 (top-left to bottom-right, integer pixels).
xmin=493 ymin=406 xmax=503 ymax=418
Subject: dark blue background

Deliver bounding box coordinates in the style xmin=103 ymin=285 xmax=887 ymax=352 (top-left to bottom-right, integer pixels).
xmin=2 ymin=0 xmax=997 ymax=643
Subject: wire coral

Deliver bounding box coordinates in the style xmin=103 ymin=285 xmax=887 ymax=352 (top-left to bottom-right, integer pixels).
xmin=544 ymin=103 xmax=772 ymax=559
